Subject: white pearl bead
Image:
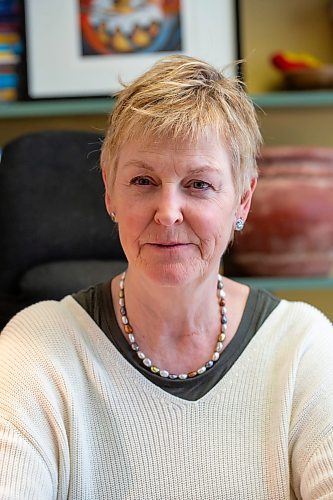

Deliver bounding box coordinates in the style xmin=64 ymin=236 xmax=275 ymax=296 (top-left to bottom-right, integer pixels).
xmin=143 ymin=358 xmax=152 ymax=367
xmin=178 ymin=373 xmax=188 ymax=380
xmin=137 ymin=351 xmax=145 ymax=360
xmin=212 ymin=352 xmax=220 ymax=362
xmin=128 ymin=334 xmax=135 ymax=343
xmin=160 ymin=370 xmax=169 ymax=378
xmin=197 ymin=366 xmax=206 ymax=375
xmin=216 ymin=342 xmax=223 ymax=352
xmin=219 ymin=289 xmax=226 ymax=299
xmin=120 ymin=279 xmax=125 ymax=289
xmin=119 ymin=298 xmax=125 ymax=307
xmin=121 ymin=316 xmax=128 ymax=325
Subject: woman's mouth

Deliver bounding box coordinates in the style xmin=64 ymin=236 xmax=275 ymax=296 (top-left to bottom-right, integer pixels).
xmin=150 ymin=242 xmax=189 ymax=247
xmin=146 ymin=242 xmax=193 ymax=251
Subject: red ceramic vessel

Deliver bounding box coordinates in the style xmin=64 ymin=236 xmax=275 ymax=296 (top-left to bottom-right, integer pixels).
xmin=226 ymin=146 xmax=333 ymax=277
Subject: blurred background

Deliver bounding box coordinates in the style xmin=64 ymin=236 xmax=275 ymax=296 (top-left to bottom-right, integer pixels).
xmin=0 ymin=0 xmax=332 ymax=321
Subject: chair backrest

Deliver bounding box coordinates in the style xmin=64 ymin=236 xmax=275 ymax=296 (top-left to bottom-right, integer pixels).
xmin=0 ymin=130 xmax=126 ymax=297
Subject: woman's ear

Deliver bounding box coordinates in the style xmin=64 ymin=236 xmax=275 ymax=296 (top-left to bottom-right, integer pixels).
xmin=238 ymin=177 xmax=257 ymax=221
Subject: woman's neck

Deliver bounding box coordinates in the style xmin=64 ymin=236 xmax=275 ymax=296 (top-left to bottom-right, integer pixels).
xmin=111 ymin=270 xmax=224 ymax=373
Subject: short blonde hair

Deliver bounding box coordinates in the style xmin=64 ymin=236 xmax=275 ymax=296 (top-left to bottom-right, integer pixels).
xmin=101 ymin=54 xmax=262 ymax=199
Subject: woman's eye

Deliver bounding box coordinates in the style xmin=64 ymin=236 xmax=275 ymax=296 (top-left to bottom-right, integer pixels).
xmin=191 ymin=180 xmax=211 ymax=190
xmin=130 ymin=176 xmax=152 ymax=186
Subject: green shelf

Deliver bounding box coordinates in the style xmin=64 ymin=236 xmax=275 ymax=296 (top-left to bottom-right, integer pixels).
xmin=234 ymin=276 xmax=333 ymax=291
xmin=251 ymin=91 xmax=333 ymax=108
xmin=1 ymin=90 xmax=333 ymax=119
xmin=0 ymin=97 xmax=115 ymax=118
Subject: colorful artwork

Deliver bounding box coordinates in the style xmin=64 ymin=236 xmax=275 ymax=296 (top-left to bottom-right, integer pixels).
xmin=79 ymin=0 xmax=182 ymax=56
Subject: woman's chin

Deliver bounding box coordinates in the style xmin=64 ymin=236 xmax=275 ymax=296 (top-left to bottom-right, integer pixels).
xmin=138 ymin=260 xmax=204 ymax=287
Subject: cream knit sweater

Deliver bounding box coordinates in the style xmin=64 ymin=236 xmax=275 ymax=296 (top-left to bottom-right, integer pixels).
xmin=0 ymin=296 xmax=333 ymax=500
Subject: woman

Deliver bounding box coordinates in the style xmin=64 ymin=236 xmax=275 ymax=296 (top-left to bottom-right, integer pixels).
xmin=1 ymin=55 xmax=333 ymax=499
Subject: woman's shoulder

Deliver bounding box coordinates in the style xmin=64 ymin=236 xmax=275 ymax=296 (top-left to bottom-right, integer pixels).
xmin=226 ymin=276 xmax=332 ymax=333
xmin=0 ymin=296 xmax=90 ymax=349
xmin=256 ymin=297 xmax=333 ymax=367
xmin=226 ymin=277 xmax=333 ymax=350
xmin=0 ymin=297 xmax=102 ymax=397
xmin=272 ymin=298 xmax=332 ymax=332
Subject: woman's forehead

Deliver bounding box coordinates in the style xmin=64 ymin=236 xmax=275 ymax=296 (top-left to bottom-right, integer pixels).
xmin=118 ymin=132 xmax=231 ymax=162
xmin=115 ymin=134 xmax=233 ymax=182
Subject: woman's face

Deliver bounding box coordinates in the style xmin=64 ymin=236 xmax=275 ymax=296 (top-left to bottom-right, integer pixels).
xmin=104 ymin=133 xmax=255 ymax=286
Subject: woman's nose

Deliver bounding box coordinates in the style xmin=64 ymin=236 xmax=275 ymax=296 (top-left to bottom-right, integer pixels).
xmin=154 ymin=186 xmax=184 ymax=226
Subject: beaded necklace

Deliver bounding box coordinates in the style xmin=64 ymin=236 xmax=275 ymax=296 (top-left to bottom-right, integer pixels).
xmin=118 ymin=271 xmax=227 ymax=380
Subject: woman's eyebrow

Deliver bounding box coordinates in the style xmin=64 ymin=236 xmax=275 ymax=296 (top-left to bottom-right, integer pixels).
xmin=188 ymin=166 xmax=222 ymax=175
xmin=122 ymin=162 xmax=222 ymax=174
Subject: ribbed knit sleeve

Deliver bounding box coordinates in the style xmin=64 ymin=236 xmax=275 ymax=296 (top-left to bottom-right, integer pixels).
xmin=287 ymin=305 xmax=333 ymax=499
xmin=300 ymin=433 xmax=333 ymax=499
xmin=0 ymin=418 xmax=54 ymax=499
xmin=0 ymin=301 xmax=73 ymax=500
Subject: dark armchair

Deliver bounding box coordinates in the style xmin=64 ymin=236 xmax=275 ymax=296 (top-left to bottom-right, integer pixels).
xmin=0 ymin=130 xmax=127 ymax=330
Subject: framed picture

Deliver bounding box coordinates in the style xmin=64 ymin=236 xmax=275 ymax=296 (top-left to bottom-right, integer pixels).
xmin=24 ymin=0 xmax=238 ymax=99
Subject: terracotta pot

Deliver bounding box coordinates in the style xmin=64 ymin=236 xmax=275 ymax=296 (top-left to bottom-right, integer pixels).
xmin=284 ymin=65 xmax=333 ymax=90
xmin=225 ymin=146 xmax=333 ymax=277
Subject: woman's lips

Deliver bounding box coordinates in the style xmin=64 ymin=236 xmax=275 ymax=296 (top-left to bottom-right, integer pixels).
xmin=146 ymin=242 xmax=193 ymax=251
xmin=149 ymin=242 xmax=189 ymax=247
